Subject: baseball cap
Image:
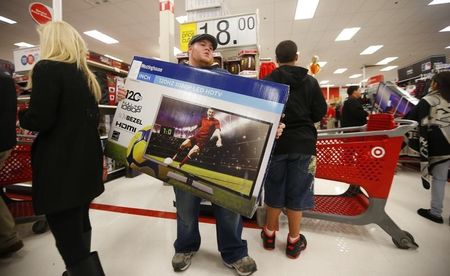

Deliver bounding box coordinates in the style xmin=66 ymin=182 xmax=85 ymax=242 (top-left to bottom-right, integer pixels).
xmin=188 ymin=34 xmax=218 ymax=50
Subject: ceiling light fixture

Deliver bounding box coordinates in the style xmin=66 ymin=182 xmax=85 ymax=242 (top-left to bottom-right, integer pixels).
xmin=14 ymin=42 xmax=34 ymax=48
xmin=317 ymin=61 xmax=327 ymax=67
xmin=428 ymin=0 xmax=450 ymax=5
xmin=360 ymin=45 xmax=383 ymax=55
xmin=380 ymin=65 xmax=398 ymax=71
xmin=334 ymin=68 xmax=347 ymax=74
xmin=319 ymin=80 xmax=329 ymax=84
xmin=376 ymin=57 xmax=398 ymax=65
xmin=439 ymin=25 xmax=450 ymax=32
xmin=0 ymin=15 xmax=17 ymax=24
xmin=84 ymin=30 xmax=118 ymax=44
xmin=349 ymin=74 xmax=362 ymax=79
xmin=335 ymin=27 xmax=360 ymax=41
xmin=446 ymin=45 xmax=450 ymax=49
xmin=104 ymin=54 xmax=123 ymax=62
xmin=295 ymin=0 xmax=320 ymax=20
xmin=346 ymin=83 xmax=360 ymax=86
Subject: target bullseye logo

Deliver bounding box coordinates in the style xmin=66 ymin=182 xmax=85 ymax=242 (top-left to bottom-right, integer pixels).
xmin=371 ymin=146 xmax=385 ymax=158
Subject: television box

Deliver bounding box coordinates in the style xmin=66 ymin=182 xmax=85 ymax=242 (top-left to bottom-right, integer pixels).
xmin=105 ymin=56 xmax=288 ymax=217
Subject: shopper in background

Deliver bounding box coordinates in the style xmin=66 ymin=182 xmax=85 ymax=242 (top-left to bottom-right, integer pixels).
xmin=0 ymin=69 xmax=24 ymax=257
xmin=406 ymin=71 xmax=450 ymax=224
xmin=19 ymin=21 xmax=105 ymax=275
xmin=341 ymin=86 xmax=368 ymax=127
xmin=326 ymin=102 xmax=336 ymax=129
xmin=262 ymin=40 xmax=327 ymax=258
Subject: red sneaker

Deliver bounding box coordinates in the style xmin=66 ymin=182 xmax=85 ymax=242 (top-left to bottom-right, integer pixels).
xmin=286 ymin=234 xmax=307 ymax=259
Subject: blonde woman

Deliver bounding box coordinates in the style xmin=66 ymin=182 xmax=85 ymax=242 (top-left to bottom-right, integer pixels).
xmin=19 ymin=21 xmax=105 ymax=275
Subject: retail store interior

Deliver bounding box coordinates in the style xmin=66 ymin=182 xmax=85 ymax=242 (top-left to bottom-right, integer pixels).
xmin=1 ymin=0 xmax=450 ymax=275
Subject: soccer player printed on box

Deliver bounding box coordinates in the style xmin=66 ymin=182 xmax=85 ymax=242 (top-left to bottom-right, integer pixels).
xmin=167 ymin=107 xmax=223 ymax=168
xmin=262 ymin=40 xmax=327 ymax=259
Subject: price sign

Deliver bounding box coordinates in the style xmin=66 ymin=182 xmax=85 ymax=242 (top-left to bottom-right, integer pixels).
xmin=179 ymin=13 xmax=258 ymax=52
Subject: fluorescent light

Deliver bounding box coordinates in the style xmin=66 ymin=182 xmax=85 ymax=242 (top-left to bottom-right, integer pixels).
xmin=83 ymin=30 xmax=118 ymax=44
xmin=0 ymin=15 xmax=17 ymax=24
xmin=174 ymin=47 xmax=182 ymax=56
xmin=428 ymin=0 xmax=450 ymax=5
xmin=176 ymin=15 xmax=188 ymax=24
xmin=295 ymin=0 xmax=320 ymax=20
xmin=360 ymin=45 xmax=383 ymax=55
xmin=376 ymin=57 xmax=398 ymax=65
xmin=321 ymin=84 xmax=335 ymax=87
xmin=334 ymin=68 xmax=347 ymax=74
xmin=349 ymin=74 xmax=362 ymax=79
xmin=319 ymin=80 xmax=329 ymax=84
xmin=317 ymin=61 xmax=327 ymax=67
xmin=14 ymin=42 xmax=34 ymax=48
xmin=446 ymin=45 xmax=450 ymax=49
xmin=346 ymin=83 xmax=360 ymax=86
xmin=335 ymin=27 xmax=360 ymax=41
xmin=104 ymin=54 xmax=123 ymax=62
xmin=380 ymin=65 xmax=398 ymax=71
xmin=439 ymin=25 xmax=450 ymax=32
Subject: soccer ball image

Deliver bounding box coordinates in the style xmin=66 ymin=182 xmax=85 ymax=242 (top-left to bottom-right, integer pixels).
xmin=126 ymin=125 xmax=152 ymax=167
xmin=163 ymin=157 xmax=173 ymax=165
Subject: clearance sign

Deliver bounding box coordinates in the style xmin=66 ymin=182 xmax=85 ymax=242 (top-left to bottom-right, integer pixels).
xmin=179 ymin=13 xmax=258 ymax=52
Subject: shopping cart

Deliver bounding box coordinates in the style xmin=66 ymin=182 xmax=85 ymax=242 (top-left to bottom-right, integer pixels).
xmin=0 ymin=134 xmax=48 ymax=234
xmin=257 ymin=116 xmax=419 ymax=249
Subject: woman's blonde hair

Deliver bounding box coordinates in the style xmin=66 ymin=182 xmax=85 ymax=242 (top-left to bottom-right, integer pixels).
xmin=29 ymin=21 xmax=101 ymax=101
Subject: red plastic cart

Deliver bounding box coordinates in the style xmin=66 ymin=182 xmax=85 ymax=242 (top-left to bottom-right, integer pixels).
xmin=0 ymin=134 xmax=48 ymax=234
xmin=257 ymin=117 xmax=419 ymax=249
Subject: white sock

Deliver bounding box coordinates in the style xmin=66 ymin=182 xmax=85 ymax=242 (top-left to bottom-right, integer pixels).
xmin=288 ymin=234 xmax=300 ymax=243
xmin=264 ymin=226 xmax=275 ymax=236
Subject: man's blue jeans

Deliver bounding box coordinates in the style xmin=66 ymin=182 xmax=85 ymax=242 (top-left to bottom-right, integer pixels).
xmin=173 ymin=187 xmax=248 ymax=264
xmin=430 ymin=159 xmax=450 ymax=217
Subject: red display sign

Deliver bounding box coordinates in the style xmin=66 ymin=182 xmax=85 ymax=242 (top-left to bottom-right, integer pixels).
xmin=367 ymin=74 xmax=384 ymax=86
xmin=29 ymin=2 xmax=53 ymax=25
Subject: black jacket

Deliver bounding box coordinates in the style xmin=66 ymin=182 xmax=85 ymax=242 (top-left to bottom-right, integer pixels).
xmin=341 ymin=97 xmax=368 ymax=127
xmin=0 ymin=71 xmax=17 ymax=152
xmin=265 ymin=65 xmax=327 ymax=155
xmin=19 ymin=60 xmax=104 ymax=215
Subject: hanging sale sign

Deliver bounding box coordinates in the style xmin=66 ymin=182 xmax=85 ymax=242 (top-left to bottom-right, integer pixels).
xmin=29 ymin=2 xmax=53 ymax=25
xmin=179 ymin=13 xmax=258 ymax=52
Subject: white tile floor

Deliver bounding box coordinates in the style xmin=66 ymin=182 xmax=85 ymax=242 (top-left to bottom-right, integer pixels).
xmin=1 ymin=166 xmax=449 ymax=276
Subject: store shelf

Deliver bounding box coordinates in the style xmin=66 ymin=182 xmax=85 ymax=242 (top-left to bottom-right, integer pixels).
xmin=98 ymin=104 xmax=117 ymax=109
xmin=17 ymin=95 xmax=30 ymax=102
xmin=106 ymin=167 xmax=126 ymax=182
xmin=87 ymin=60 xmax=128 ymax=76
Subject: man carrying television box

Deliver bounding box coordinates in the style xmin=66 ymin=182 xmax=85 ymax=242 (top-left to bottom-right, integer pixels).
xmin=117 ymin=34 xmax=285 ymax=276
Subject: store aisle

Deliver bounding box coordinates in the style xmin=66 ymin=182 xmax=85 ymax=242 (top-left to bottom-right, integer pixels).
xmin=1 ymin=167 xmax=449 ymax=276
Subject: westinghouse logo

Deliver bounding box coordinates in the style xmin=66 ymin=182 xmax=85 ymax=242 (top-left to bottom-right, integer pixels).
xmin=141 ymin=64 xmax=163 ymax=72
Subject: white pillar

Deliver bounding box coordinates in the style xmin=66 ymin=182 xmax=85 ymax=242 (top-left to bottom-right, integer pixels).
xmin=159 ymin=0 xmax=175 ymax=62
xmin=52 ymin=0 xmax=62 ymax=21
